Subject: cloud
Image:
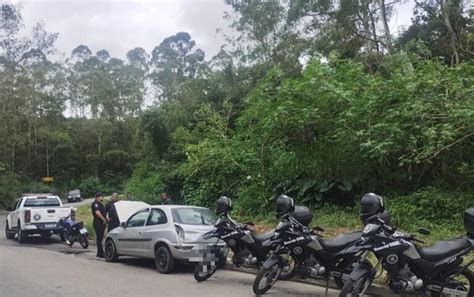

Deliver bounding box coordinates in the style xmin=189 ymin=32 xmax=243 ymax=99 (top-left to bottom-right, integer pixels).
xmin=19 ymin=0 xmax=230 ymax=60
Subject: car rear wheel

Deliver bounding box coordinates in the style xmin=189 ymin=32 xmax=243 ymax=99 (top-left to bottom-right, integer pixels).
xmin=5 ymin=221 xmax=15 ymax=239
xmin=155 ymin=245 xmax=175 ymax=274
xmin=105 ymin=240 xmax=119 ymax=262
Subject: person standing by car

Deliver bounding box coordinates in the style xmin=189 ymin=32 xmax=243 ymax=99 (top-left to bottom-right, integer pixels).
xmin=106 ymin=192 xmax=120 ymax=232
xmin=91 ymin=192 xmax=107 ymax=258
xmin=160 ymin=192 xmax=173 ymax=205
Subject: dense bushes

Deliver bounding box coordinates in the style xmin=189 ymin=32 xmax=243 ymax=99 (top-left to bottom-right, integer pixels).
xmin=0 ymin=172 xmax=20 ymax=208
xmin=125 ymin=161 xmax=164 ymax=204
xmin=154 ymin=55 xmax=472 ymax=214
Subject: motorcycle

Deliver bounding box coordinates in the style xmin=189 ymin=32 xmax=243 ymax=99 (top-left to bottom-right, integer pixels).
xmin=253 ymin=214 xmax=366 ymax=296
xmin=339 ymin=210 xmax=474 ymax=297
xmin=193 ymin=216 xmax=297 ymax=282
xmin=58 ymin=213 xmax=89 ymax=249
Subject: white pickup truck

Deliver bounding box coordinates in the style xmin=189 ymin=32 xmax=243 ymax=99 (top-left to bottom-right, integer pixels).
xmin=5 ymin=194 xmax=72 ymax=243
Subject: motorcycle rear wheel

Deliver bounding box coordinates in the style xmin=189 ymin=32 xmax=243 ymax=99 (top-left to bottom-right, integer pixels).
xmin=430 ymin=269 xmax=473 ymax=297
xmin=253 ymin=264 xmax=282 ymax=295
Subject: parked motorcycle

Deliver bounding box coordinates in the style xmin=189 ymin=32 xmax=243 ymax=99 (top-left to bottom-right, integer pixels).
xmin=193 ymin=196 xmax=297 ymax=282
xmin=253 ymin=194 xmax=366 ymax=296
xmin=58 ymin=211 xmax=89 ymax=249
xmin=339 ymin=209 xmax=474 ymax=297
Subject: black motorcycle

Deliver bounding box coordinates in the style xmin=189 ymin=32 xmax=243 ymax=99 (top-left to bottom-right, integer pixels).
xmin=339 ymin=210 xmax=474 ymax=297
xmin=193 ymin=216 xmax=297 ymax=282
xmin=253 ymin=214 xmax=366 ymax=295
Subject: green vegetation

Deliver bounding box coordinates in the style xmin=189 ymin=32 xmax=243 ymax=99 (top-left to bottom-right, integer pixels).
xmin=0 ymin=1 xmax=472 ymax=238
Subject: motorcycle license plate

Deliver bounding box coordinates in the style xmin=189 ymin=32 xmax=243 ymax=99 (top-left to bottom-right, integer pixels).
xmin=79 ymin=228 xmax=87 ymax=234
xmin=45 ymin=224 xmax=56 ymax=228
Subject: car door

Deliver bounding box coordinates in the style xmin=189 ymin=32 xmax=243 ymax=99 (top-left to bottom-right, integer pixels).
xmin=117 ymin=209 xmax=150 ymax=256
xmin=142 ymin=208 xmax=169 ymax=258
xmin=10 ymin=199 xmax=22 ymax=228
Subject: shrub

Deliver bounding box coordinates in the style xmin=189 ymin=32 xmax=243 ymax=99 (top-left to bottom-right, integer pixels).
xmin=78 ymin=176 xmax=106 ymax=198
xmin=125 ymin=161 xmax=164 ymax=204
xmin=0 ymin=173 xmax=20 ymax=208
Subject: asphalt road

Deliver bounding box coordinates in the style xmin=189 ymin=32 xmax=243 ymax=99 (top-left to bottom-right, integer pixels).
xmin=0 ymin=212 xmax=344 ymax=297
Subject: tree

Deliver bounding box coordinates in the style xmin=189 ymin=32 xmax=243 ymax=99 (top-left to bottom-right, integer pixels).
xmin=398 ymin=0 xmax=473 ymax=65
xmin=150 ymin=32 xmax=206 ymax=101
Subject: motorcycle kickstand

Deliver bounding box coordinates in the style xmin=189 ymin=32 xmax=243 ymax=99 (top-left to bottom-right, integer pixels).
xmin=324 ymin=278 xmax=329 ymax=297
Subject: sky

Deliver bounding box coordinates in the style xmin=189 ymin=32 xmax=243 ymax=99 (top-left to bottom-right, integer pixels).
xmin=10 ymin=0 xmax=415 ymax=61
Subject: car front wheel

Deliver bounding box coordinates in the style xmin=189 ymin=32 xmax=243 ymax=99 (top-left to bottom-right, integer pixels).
xmin=5 ymin=221 xmax=15 ymax=239
xmin=154 ymin=245 xmax=175 ymax=274
xmin=105 ymin=240 xmax=119 ymax=262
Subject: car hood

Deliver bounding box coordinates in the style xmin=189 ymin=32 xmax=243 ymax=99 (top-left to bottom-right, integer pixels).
xmin=114 ymin=201 xmax=150 ymax=222
xmin=176 ymin=224 xmax=215 ymax=243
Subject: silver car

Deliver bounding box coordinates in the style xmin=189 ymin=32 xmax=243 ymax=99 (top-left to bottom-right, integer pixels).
xmin=104 ymin=205 xmax=224 ymax=273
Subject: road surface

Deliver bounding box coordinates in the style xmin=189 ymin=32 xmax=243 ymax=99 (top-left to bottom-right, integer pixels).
xmin=0 ymin=212 xmax=344 ymax=297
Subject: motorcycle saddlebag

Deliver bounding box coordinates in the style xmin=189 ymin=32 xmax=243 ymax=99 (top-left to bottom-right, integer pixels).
xmin=290 ymin=206 xmax=313 ymax=226
xmin=464 ymin=208 xmax=474 ymax=238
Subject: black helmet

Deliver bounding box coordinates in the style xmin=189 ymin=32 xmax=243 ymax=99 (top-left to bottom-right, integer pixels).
xmin=275 ymin=194 xmax=295 ymax=219
xmin=360 ymin=193 xmax=385 ymax=223
xmin=216 ymin=196 xmax=232 ymax=216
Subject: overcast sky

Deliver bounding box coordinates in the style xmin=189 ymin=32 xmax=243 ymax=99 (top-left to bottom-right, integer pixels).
xmin=15 ymin=0 xmax=415 ymax=61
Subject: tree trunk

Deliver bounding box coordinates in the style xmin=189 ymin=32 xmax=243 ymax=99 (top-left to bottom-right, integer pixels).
xmin=379 ymin=0 xmax=393 ymax=53
xmin=46 ymin=147 xmax=49 ymax=177
xmin=440 ymin=0 xmax=460 ymax=65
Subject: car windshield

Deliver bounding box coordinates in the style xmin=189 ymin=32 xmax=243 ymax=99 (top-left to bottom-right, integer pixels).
xmin=172 ymin=208 xmax=217 ymax=226
xmin=24 ymin=198 xmax=61 ymax=207
xmin=69 ymin=190 xmax=80 ymax=196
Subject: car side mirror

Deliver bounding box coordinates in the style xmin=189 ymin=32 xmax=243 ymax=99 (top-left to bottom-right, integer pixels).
xmin=6 ymin=206 xmax=13 ymax=211
xmin=120 ymin=222 xmax=127 ymax=229
xmin=417 ymin=227 xmax=431 ymax=235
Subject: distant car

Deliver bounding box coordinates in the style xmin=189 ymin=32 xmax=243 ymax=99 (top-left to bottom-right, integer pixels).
xmin=104 ymin=205 xmax=225 ymax=274
xmin=5 ymin=194 xmax=72 ymax=243
xmin=67 ymin=189 xmax=82 ymax=203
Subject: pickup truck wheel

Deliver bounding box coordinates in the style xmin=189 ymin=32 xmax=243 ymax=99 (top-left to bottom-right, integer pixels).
xmin=5 ymin=221 xmax=15 ymax=239
xmin=155 ymin=245 xmax=175 ymax=274
xmin=17 ymin=222 xmax=27 ymax=243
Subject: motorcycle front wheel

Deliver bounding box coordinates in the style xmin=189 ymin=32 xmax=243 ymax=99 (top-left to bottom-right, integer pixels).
xmin=339 ymin=275 xmax=372 ymax=297
xmin=193 ymin=263 xmax=218 ymax=282
xmin=253 ymin=264 xmax=282 ymax=295
xmin=277 ymin=252 xmax=297 ymax=280
xmin=78 ymin=234 xmax=89 ymax=249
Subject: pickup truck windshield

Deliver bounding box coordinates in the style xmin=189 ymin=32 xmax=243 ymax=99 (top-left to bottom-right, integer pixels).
xmin=23 ymin=198 xmax=61 ymax=207
xmin=172 ymin=208 xmax=217 ymax=226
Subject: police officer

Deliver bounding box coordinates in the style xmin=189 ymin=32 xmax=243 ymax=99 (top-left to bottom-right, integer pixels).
xmin=106 ymin=192 xmax=120 ymax=232
xmin=91 ymin=192 xmax=107 ymax=258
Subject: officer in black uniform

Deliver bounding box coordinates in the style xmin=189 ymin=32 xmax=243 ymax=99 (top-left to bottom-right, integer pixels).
xmin=91 ymin=192 xmax=107 ymax=258
xmin=106 ymin=192 xmax=120 ymax=232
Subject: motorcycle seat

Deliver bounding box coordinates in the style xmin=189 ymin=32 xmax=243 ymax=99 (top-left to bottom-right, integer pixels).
xmin=320 ymin=232 xmax=362 ymax=252
xmin=417 ymin=238 xmax=471 ymax=262
xmin=252 ymin=231 xmax=275 ymax=243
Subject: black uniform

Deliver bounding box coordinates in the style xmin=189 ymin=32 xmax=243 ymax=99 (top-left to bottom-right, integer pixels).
xmin=105 ymin=201 xmax=120 ymax=232
xmin=91 ymin=200 xmax=106 ymax=257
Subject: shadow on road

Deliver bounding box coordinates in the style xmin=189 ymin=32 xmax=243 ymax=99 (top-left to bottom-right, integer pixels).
xmin=117 ymin=257 xmax=195 ymax=274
